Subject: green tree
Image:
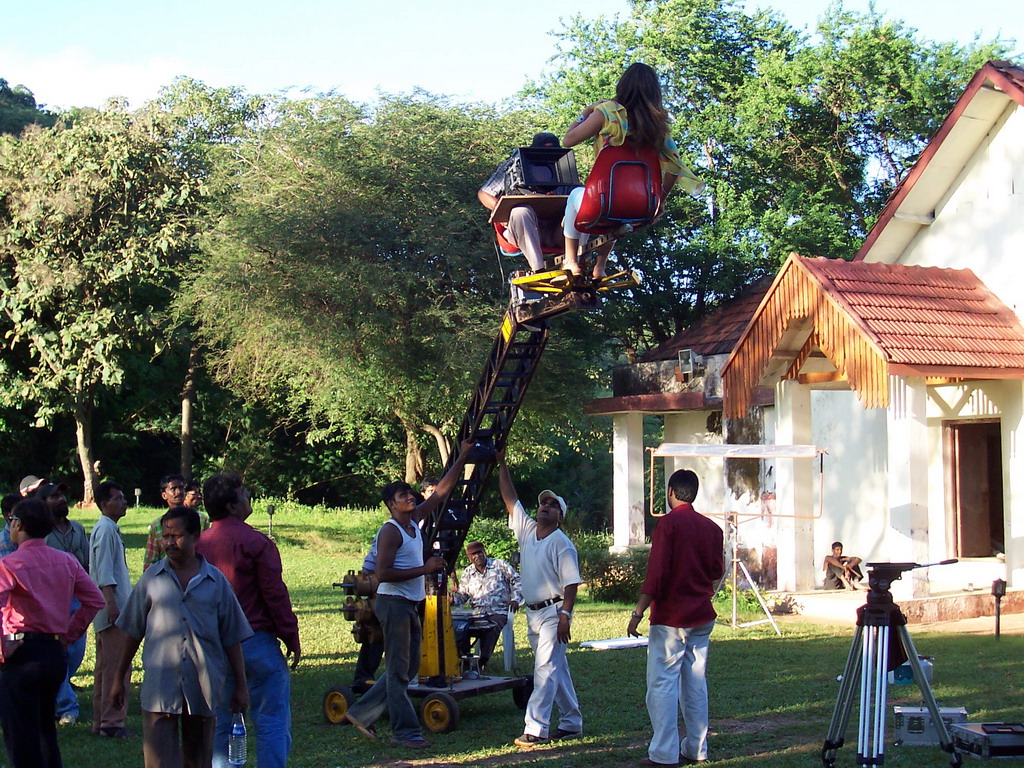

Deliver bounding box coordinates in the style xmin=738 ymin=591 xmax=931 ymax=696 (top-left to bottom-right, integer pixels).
xmin=529 ymin=0 xmax=1008 ymax=357
xmin=0 ymin=78 xmax=55 ymax=136
xmin=0 ymin=106 xmax=205 ymax=503
xmin=186 ymin=90 xmax=610 ymax=483
xmin=152 ymin=77 xmax=266 ymax=478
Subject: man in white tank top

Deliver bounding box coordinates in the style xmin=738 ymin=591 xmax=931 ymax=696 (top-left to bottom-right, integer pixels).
xmin=496 ymin=450 xmax=582 ymax=748
xmin=345 ymin=441 xmax=473 ymax=749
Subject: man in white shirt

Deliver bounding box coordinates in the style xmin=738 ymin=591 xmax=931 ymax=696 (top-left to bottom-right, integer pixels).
xmin=344 ymin=440 xmax=473 ymax=750
xmin=496 ymin=450 xmax=582 ymax=748
xmin=89 ymin=481 xmax=133 ymax=738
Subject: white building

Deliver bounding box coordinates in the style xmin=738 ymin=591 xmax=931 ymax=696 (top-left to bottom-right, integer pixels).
xmin=589 ymin=61 xmax=1024 ymax=609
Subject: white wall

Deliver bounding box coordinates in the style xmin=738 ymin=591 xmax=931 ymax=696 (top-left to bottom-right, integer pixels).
xmin=897 ymin=103 xmax=1024 ymax=319
xmin=810 ymin=390 xmax=889 ymax=583
xmin=997 ymin=380 xmax=1024 ymax=588
xmin=663 ymin=411 xmax=724 ymax=515
xmin=925 ymin=380 xmax=1024 ymax=592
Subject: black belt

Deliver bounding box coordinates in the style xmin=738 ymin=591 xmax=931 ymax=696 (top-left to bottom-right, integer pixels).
xmin=3 ymin=632 xmax=61 ymax=642
xmin=526 ymin=596 xmax=562 ymax=611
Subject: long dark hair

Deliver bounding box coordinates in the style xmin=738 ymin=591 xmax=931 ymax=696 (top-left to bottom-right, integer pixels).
xmin=615 ymin=62 xmax=670 ymax=150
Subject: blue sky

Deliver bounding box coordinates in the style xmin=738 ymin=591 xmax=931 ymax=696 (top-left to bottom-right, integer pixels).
xmin=3 ymin=0 xmax=1021 ymax=110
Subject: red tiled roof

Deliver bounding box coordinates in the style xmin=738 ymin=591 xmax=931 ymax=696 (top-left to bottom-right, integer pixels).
xmin=640 ymin=280 xmax=770 ymax=361
xmin=722 ymin=254 xmax=1024 ymax=418
xmin=800 ymin=258 xmax=1024 ymax=370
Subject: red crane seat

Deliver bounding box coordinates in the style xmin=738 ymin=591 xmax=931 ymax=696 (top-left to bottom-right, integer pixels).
xmin=492 ymin=221 xmax=564 ymax=257
xmin=573 ymin=143 xmax=661 ymax=235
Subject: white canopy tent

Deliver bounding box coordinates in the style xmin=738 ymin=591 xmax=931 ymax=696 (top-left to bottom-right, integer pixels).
xmin=649 ymin=443 xmax=825 ymax=635
xmin=651 ymin=443 xmax=825 ymax=519
xmin=653 ymin=442 xmax=820 ymax=459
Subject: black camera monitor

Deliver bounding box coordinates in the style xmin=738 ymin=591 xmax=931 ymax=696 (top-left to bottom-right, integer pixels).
xmin=509 ymin=147 xmax=580 ymax=192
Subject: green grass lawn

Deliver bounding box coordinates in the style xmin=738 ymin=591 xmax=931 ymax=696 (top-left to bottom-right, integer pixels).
xmin=54 ymin=503 xmax=1024 ymax=767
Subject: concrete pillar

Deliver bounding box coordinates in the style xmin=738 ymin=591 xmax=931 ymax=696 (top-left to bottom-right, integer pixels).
xmin=612 ymin=411 xmax=645 ymax=549
xmin=886 ymin=377 xmax=930 ymax=598
xmin=1001 ymin=381 xmax=1024 ymax=589
xmin=774 ymin=379 xmax=814 ymax=591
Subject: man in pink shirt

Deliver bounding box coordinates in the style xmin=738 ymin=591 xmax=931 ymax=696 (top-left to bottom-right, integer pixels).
xmin=627 ymin=470 xmax=724 ymax=766
xmin=0 ymin=498 xmax=104 ymax=768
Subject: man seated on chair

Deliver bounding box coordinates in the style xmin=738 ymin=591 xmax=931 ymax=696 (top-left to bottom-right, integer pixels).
xmin=450 ymin=541 xmax=522 ymax=670
xmin=823 ymin=541 xmax=864 ymax=590
xmin=478 ymin=133 xmax=570 ymax=273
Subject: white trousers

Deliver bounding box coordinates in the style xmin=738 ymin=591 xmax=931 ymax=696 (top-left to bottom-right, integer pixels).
xmin=563 ymin=186 xmax=585 ymax=239
xmin=524 ymin=604 xmax=582 ymax=738
xmin=646 ymin=620 xmax=714 ymax=763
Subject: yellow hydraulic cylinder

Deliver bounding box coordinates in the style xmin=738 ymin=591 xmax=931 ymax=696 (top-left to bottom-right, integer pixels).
xmin=419 ymin=593 xmax=461 ymax=680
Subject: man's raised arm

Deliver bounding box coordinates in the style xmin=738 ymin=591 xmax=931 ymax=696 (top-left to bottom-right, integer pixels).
xmin=414 ymin=439 xmax=474 ymax=523
xmin=495 ymin=449 xmax=519 ymax=517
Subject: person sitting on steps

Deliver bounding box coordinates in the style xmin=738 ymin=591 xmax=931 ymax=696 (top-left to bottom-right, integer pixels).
xmin=823 ymin=541 xmax=864 ymax=591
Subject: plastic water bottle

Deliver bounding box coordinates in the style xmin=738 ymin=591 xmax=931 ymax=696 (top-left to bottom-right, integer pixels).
xmin=228 ymin=712 xmax=247 ymax=766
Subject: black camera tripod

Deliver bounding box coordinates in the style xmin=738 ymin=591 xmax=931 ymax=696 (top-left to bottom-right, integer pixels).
xmin=821 ymin=560 xmax=961 ymax=768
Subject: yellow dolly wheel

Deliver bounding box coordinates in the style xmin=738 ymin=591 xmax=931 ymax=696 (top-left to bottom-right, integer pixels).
xmin=322 ymin=685 xmax=354 ymax=724
xmin=419 ymin=691 xmax=460 ymax=733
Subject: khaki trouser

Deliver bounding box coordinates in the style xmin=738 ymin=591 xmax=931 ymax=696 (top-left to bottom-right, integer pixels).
xmin=92 ymin=627 xmax=130 ymax=732
xmin=142 ymin=710 xmax=215 ymax=768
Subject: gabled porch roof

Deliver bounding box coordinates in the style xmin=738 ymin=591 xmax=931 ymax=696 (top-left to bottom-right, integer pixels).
xmin=722 ymin=254 xmax=1024 ymax=418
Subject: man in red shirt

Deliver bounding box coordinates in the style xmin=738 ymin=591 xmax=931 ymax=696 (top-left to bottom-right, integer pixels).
xmin=0 ymin=498 xmax=104 ymax=768
xmin=196 ymin=473 xmax=300 ymax=768
xmin=627 ymin=470 xmax=724 ymax=766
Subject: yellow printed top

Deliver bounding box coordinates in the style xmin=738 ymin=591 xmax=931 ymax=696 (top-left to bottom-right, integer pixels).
xmin=594 ymin=100 xmax=703 ymax=195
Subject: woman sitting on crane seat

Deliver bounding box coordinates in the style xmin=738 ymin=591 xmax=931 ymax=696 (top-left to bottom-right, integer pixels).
xmin=561 ymin=62 xmax=703 ymax=278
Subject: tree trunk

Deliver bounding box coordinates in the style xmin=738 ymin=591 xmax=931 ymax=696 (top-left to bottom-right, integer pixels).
xmin=74 ymin=390 xmax=98 ymax=507
xmin=180 ymin=341 xmax=198 ymax=478
xmin=400 ymin=418 xmax=424 ymax=484
xmin=422 ymin=424 xmax=451 ymax=468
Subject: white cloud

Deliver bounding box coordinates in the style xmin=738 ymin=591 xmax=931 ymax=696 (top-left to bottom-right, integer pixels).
xmin=1 ymin=46 xmax=192 ymax=110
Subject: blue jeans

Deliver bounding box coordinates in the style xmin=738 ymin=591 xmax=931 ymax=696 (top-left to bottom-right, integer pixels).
xmin=346 ymin=594 xmax=423 ymax=742
xmin=212 ymin=631 xmax=291 ymax=768
xmin=56 ymin=599 xmax=85 ymax=718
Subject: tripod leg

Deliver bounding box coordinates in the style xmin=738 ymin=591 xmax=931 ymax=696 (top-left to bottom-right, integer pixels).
xmin=855 ymin=625 xmax=889 ymax=767
xmin=872 ymin=626 xmax=890 ymax=764
xmin=737 ymin=560 xmax=781 ymax=636
xmin=857 ymin=625 xmax=874 ymax=762
xmin=731 ymin=550 xmax=739 ymax=629
xmin=822 ymin=625 xmax=864 ymax=767
xmin=896 ymin=625 xmax=963 ymax=767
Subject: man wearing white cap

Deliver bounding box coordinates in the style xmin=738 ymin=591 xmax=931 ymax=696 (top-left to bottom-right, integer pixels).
xmin=496 ymin=450 xmax=582 ymax=748
xmin=17 ymin=476 xmax=46 ymax=498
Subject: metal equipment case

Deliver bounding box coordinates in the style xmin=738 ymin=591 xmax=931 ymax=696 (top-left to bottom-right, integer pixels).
xmin=951 ymin=723 xmax=1024 ymax=759
xmin=893 ymin=706 xmax=968 ymax=746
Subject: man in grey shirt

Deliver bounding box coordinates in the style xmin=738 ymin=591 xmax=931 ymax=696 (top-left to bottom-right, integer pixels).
xmin=89 ymin=481 xmax=132 ymax=738
xmin=112 ymin=506 xmax=250 ymax=768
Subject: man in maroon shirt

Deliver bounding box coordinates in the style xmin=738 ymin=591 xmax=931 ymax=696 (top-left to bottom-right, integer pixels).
xmin=196 ymin=473 xmax=300 ymax=768
xmin=627 ymin=469 xmax=724 ymax=766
